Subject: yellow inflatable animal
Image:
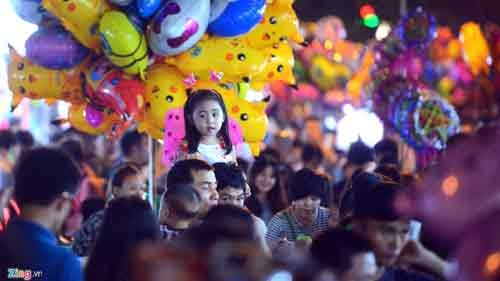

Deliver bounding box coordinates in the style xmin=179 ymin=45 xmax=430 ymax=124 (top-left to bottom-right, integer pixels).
xmin=252 ymin=42 xmax=296 ymax=90
xmin=139 ymin=64 xmax=188 ymax=138
xmin=460 ymin=22 xmax=491 ymax=75
xmin=165 ymin=37 xmax=268 ymax=84
xmin=241 ymin=0 xmax=303 ymax=49
xmin=7 ymin=47 xmax=85 ymax=104
xmin=42 ymin=0 xmax=110 ymax=52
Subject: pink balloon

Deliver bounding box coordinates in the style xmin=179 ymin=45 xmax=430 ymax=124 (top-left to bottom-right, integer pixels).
xmin=162 ymin=108 xmax=186 ymax=167
xmin=85 ymin=105 xmax=104 ymax=128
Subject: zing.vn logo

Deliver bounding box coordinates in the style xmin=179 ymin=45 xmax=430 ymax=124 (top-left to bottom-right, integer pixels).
xmin=7 ymin=268 xmax=43 ymax=280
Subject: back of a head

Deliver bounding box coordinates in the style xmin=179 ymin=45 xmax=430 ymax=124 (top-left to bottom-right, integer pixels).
xmin=15 ymin=130 xmax=34 ymax=149
xmin=301 ymin=143 xmax=323 ymax=165
xmin=120 ymin=130 xmax=145 ymax=157
xmin=81 ymin=198 xmax=106 ymax=222
xmin=213 ymin=163 xmax=245 ymax=192
xmin=289 ymin=168 xmax=326 ymax=202
xmin=166 ymin=159 xmax=213 ymax=188
xmin=86 ymin=197 xmax=159 ymax=281
xmin=339 ymin=172 xmax=381 ymax=218
xmin=163 ymin=184 xmax=201 ymax=220
xmin=347 ymin=140 xmax=374 ymax=166
xmin=14 ymin=147 xmax=81 ymax=207
xmin=0 ymin=130 xmax=15 ymax=151
xmin=59 ymin=138 xmax=84 ymax=163
xmin=311 ymin=228 xmax=373 ymax=276
xmin=374 ymin=139 xmax=399 ymax=165
xmin=353 ymin=180 xmax=404 ymax=221
xmin=201 ymin=204 xmax=257 ymax=242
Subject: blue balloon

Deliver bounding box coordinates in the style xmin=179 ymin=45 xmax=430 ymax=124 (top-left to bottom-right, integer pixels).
xmin=10 ymin=0 xmax=49 ymax=25
xmin=208 ymin=0 xmax=266 ymax=37
xmin=137 ymin=0 xmax=163 ymax=19
xmin=123 ymin=4 xmax=147 ymax=30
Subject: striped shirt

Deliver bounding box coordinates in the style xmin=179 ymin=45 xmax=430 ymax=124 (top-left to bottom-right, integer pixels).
xmin=265 ymin=207 xmax=331 ymax=243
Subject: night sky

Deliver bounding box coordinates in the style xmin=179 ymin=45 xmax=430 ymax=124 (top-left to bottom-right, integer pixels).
xmin=294 ymin=0 xmax=500 ymax=42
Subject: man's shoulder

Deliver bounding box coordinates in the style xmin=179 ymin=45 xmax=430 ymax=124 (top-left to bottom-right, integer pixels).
xmin=380 ymin=267 xmax=437 ymax=281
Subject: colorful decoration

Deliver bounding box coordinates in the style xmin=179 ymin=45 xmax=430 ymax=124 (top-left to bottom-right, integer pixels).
xmin=396 ymin=6 xmax=437 ymax=49
xmin=460 ymin=22 xmax=491 ymax=76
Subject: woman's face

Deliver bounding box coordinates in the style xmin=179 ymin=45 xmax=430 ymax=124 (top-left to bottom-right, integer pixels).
xmin=192 ymin=100 xmax=224 ymax=138
xmin=114 ymin=174 xmax=146 ymax=199
xmin=254 ymin=166 xmax=276 ymax=194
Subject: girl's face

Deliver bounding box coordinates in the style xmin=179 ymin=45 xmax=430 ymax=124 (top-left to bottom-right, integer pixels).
xmin=192 ymin=99 xmax=224 ymax=138
xmin=254 ymin=166 xmax=276 ymax=194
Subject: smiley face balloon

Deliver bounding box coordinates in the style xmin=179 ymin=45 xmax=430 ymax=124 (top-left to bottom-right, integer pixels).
xmin=7 ymin=47 xmax=85 ymax=104
xmin=165 ymin=37 xmax=268 ymax=83
xmin=42 ymin=0 xmax=110 ymax=52
xmin=241 ymin=0 xmax=303 ymax=49
xmin=143 ymin=64 xmax=188 ymax=131
xmin=68 ymin=103 xmax=121 ymax=135
xmin=99 ymin=11 xmax=149 ymax=79
xmin=147 ymin=0 xmax=210 ymax=56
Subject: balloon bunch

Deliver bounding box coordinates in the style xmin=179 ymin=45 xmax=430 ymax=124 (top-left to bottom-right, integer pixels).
xmin=7 ymin=0 xmax=303 ymax=151
xmin=372 ymin=8 xmax=462 ymax=155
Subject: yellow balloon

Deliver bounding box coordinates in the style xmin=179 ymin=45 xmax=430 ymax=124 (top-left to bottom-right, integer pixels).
xmin=241 ymin=0 xmax=303 ymax=49
xmin=251 ymin=42 xmax=296 ymax=90
xmin=221 ymin=92 xmax=268 ymax=156
xmin=137 ymin=121 xmax=164 ymax=140
xmin=7 ymin=47 xmax=85 ymax=104
xmin=165 ymin=37 xmax=268 ymax=83
xmin=68 ymin=103 xmax=120 ymax=135
xmin=309 ymin=55 xmax=352 ymax=91
xmin=99 ymin=11 xmax=149 ymax=79
xmin=460 ymin=22 xmax=491 ymax=75
xmin=143 ymin=64 xmax=188 ymax=130
xmin=42 ymin=0 xmax=110 ymax=52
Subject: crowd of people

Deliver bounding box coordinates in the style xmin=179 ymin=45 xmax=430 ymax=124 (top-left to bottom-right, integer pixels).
xmin=0 ymin=91 xmax=453 ymax=281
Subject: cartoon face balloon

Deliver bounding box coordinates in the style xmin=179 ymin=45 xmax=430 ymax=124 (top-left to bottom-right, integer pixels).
xmin=222 ymin=93 xmax=268 ymax=155
xmin=147 ymin=0 xmax=210 ymax=56
xmin=166 ymin=37 xmax=268 ymax=83
xmin=252 ymin=42 xmax=296 ymax=90
xmin=99 ymin=11 xmax=149 ymax=79
xmin=144 ymin=64 xmax=188 ymax=130
xmin=7 ymin=47 xmax=85 ymax=104
xmin=42 ymin=0 xmax=110 ymax=52
xmin=241 ymin=0 xmax=303 ymax=49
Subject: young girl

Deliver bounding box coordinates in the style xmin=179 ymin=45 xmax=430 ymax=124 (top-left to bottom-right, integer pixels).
xmin=179 ymin=89 xmax=237 ymax=165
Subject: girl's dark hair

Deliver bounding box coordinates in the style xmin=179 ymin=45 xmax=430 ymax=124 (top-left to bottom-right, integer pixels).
xmin=246 ymin=156 xmax=288 ymax=218
xmin=108 ymin=163 xmax=141 ymax=198
xmin=183 ymin=89 xmax=232 ymax=155
xmin=85 ymin=197 xmax=160 ymax=281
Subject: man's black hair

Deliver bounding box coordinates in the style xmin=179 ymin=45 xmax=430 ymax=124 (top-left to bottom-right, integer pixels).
xmin=289 ymin=168 xmax=327 ymax=202
xmin=120 ymin=130 xmax=145 ymax=157
xmin=311 ymin=228 xmax=373 ymax=276
xmin=14 ymin=147 xmax=82 ymax=206
xmin=163 ymin=183 xmax=201 ymax=220
xmin=213 ymin=163 xmax=245 ymax=192
xmin=166 ymin=159 xmax=213 ymax=188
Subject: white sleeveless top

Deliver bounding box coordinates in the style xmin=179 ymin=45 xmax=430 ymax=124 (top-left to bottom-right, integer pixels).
xmin=197 ymin=143 xmax=236 ymax=165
